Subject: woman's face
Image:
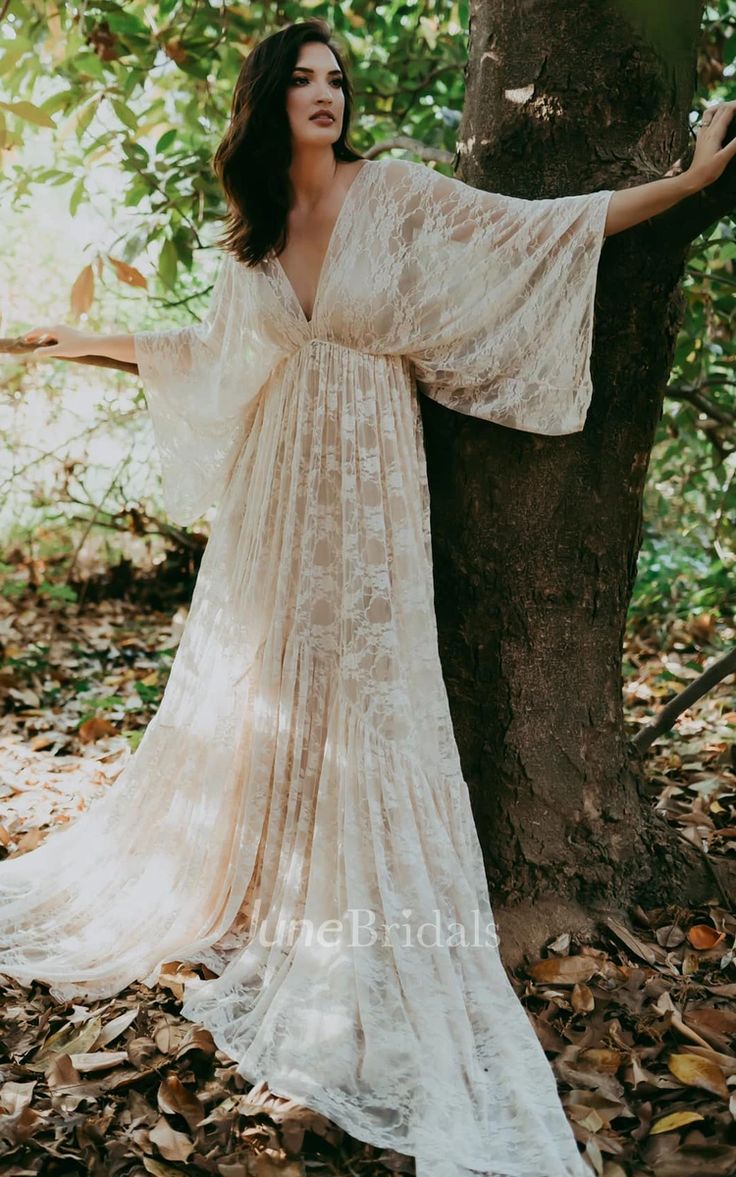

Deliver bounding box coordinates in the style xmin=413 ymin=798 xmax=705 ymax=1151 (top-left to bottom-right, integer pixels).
xmin=285 ymin=40 xmax=345 ymax=148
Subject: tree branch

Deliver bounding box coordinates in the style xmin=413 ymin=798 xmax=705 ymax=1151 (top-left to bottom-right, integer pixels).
xmin=362 ymin=137 xmax=455 ymax=165
xmin=631 ymin=646 xmax=736 ymax=753
xmin=647 ymin=165 xmax=736 ymax=252
xmin=666 ymin=382 xmax=736 ymax=426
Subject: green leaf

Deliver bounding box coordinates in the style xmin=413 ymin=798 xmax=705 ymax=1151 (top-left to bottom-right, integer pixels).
xmin=0 ymin=39 xmax=31 ymax=78
xmin=0 ymin=100 xmax=56 ymax=129
xmin=110 ymin=97 xmax=138 ymax=130
xmin=69 ymin=176 xmax=86 ymax=216
xmin=126 ymin=730 xmax=145 ymax=752
xmin=70 ymin=52 xmax=106 ymax=80
xmin=155 ymin=128 xmax=177 ymax=154
xmin=42 ymin=90 xmax=76 ymax=117
xmin=105 ymin=11 xmax=151 ymax=39
xmin=76 ymin=97 xmax=99 ymax=140
xmin=158 ymin=237 xmax=178 ymax=289
xmin=38 ymin=582 xmax=78 ymax=603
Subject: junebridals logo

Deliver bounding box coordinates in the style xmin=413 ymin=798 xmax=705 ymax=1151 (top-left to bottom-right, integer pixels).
xmin=245 ymin=900 xmax=500 ymax=950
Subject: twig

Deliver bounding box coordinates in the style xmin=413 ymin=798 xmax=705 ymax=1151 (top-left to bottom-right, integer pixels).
xmin=631 ymin=646 xmax=736 ymax=753
xmin=666 ymin=384 xmax=736 ymax=426
xmin=66 ymin=456 xmax=131 ymax=583
xmin=361 ymin=137 xmax=455 ymax=165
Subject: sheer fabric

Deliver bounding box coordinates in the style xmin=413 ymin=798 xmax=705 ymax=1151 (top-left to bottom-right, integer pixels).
xmin=0 ymin=157 xmax=613 ymax=1177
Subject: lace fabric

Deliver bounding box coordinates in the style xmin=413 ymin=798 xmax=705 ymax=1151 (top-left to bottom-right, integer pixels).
xmin=0 ymin=158 xmax=612 ymax=1177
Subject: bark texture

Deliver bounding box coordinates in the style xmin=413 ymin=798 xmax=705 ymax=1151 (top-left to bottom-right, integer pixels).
xmin=422 ymin=0 xmax=735 ymax=964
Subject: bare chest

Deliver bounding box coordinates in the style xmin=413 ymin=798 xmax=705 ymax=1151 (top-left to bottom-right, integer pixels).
xmin=276 ymin=209 xmax=340 ymax=323
xmin=276 ymin=162 xmax=370 ymax=323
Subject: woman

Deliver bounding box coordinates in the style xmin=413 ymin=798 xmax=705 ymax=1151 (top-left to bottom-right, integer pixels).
xmin=9 ymin=18 xmax=736 ymax=1177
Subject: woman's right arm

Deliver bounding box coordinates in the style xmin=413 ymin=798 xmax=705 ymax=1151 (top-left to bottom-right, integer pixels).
xmin=21 ymin=325 xmax=137 ymax=366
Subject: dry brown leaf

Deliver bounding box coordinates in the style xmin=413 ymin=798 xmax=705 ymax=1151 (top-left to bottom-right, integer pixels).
xmin=250 ymin=1156 xmax=304 ymax=1177
xmin=672 ymin=1043 xmax=736 ymax=1076
xmin=108 ymin=254 xmax=148 ymax=288
xmin=127 ymin=1035 xmax=161 ymax=1067
xmin=143 ymin=1158 xmax=187 ymax=1177
xmin=577 ymin=1048 xmax=625 ymax=1074
xmin=0 ymin=1079 xmax=36 ymax=1115
xmin=603 ymin=916 xmax=658 ymax=964
xmin=528 ymin=956 xmax=598 ymax=985
xmin=176 ymin=1025 xmax=217 ymax=1058
xmin=148 ymin=1114 xmax=194 ymax=1161
xmin=687 ymin=923 xmax=726 ymax=950
xmin=27 ymin=1014 xmax=103 ymax=1072
xmin=682 ymin=1005 xmax=736 ymax=1049
xmin=157 ymin=1074 xmax=204 ymax=1132
xmin=13 ymin=827 xmax=43 ymax=853
xmin=68 ymin=1049 xmax=128 ymax=1071
xmin=97 ymin=1006 xmax=139 ymax=1046
xmin=655 ymin=923 xmax=686 ymax=948
xmin=667 ymin=1051 xmax=730 ymax=1099
xmin=70 ymin=263 xmax=94 ymax=318
xmin=571 ymin=981 xmax=595 ymax=1012
xmin=78 ymin=716 xmax=118 ymax=743
xmin=0 ymin=1102 xmax=43 ymax=1145
xmin=650 ymin=1109 xmax=706 ymax=1134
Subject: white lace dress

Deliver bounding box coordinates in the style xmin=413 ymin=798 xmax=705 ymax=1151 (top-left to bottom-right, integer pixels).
xmin=0 ymin=157 xmax=613 ymax=1177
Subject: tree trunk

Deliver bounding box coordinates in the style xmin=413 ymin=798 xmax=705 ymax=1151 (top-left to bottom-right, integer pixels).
xmin=422 ymin=0 xmax=735 ymax=966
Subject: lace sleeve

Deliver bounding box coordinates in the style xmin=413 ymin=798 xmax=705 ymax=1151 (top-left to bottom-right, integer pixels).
xmin=134 ymin=253 xmax=263 ymax=525
xmin=393 ymin=161 xmax=614 ymax=435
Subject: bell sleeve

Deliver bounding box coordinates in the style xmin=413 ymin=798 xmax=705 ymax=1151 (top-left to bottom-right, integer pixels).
xmin=134 ymin=252 xmax=265 ymax=526
xmin=395 ymin=160 xmax=614 ymax=435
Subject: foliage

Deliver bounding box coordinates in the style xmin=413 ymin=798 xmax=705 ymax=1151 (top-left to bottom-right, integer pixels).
xmin=644 ymin=2 xmax=736 ymax=622
xmin=0 ymin=0 xmax=467 ymax=294
xmin=0 ymin=0 xmax=735 ymax=622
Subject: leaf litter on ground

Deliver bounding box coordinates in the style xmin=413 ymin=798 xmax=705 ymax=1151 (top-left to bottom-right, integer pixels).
xmin=0 ymin=594 xmax=734 ymax=1176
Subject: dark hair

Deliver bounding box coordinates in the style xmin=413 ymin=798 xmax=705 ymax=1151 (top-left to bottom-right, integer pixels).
xmin=213 ymin=18 xmax=364 ymax=267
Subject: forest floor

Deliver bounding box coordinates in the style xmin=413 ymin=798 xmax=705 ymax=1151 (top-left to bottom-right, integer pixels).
xmin=0 ymin=587 xmax=734 ymax=1177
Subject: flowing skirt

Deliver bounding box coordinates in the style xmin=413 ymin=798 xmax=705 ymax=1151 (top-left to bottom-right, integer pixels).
xmin=0 ymin=341 xmax=589 ymax=1177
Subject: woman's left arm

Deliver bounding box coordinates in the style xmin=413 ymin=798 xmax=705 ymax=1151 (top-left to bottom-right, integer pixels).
xmin=604 ymin=99 xmax=736 ymax=237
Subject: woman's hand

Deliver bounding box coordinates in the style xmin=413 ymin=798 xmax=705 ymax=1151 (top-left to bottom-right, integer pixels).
xmin=686 ymin=99 xmax=736 ymax=189
xmin=21 ymin=324 xmax=96 ymax=358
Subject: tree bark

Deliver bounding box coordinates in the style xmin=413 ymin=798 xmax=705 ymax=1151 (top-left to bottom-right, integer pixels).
xmin=422 ymin=0 xmax=735 ymax=966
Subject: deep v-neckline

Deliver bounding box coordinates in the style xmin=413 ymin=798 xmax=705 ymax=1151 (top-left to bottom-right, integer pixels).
xmin=274 ymin=160 xmax=373 ymax=325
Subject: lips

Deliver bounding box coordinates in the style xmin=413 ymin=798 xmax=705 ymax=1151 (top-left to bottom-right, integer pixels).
xmin=310 ymin=113 xmax=335 ymax=122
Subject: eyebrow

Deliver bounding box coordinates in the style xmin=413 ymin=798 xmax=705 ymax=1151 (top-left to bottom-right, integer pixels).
xmin=292 ymin=67 xmax=343 ymax=75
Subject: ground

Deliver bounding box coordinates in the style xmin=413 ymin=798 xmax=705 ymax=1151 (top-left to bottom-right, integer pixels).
xmin=0 ymin=590 xmax=734 ymax=1176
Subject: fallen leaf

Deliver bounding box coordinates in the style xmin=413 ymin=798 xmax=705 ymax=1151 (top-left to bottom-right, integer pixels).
xmin=68 ymin=1050 xmax=128 ymax=1072
xmin=148 ymin=1114 xmax=194 ymax=1161
xmin=650 ymin=1109 xmax=706 ymax=1134
xmin=667 ymin=1052 xmax=730 ymax=1099
xmin=528 ymin=956 xmax=598 ymax=985
xmin=687 ymin=924 xmax=726 ymax=950
xmin=157 ymin=1075 xmax=203 ymax=1132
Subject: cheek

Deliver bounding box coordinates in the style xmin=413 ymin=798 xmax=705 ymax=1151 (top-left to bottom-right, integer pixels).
xmin=285 ymin=86 xmax=308 ymax=120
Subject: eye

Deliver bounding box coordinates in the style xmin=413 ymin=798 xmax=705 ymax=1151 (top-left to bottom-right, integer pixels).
xmin=331 ymin=78 xmax=343 ymax=88
xmin=291 ymin=76 xmax=308 ymax=85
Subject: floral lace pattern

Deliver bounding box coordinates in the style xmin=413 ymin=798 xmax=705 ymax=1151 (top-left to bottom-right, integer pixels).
xmin=0 ymin=158 xmax=613 ymax=1177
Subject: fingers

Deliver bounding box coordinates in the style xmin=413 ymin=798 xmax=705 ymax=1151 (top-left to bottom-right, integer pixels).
xmin=22 ymin=326 xmax=59 ymax=345
xmin=21 ymin=326 xmax=66 ymax=356
xmin=701 ymin=100 xmax=736 ymax=129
